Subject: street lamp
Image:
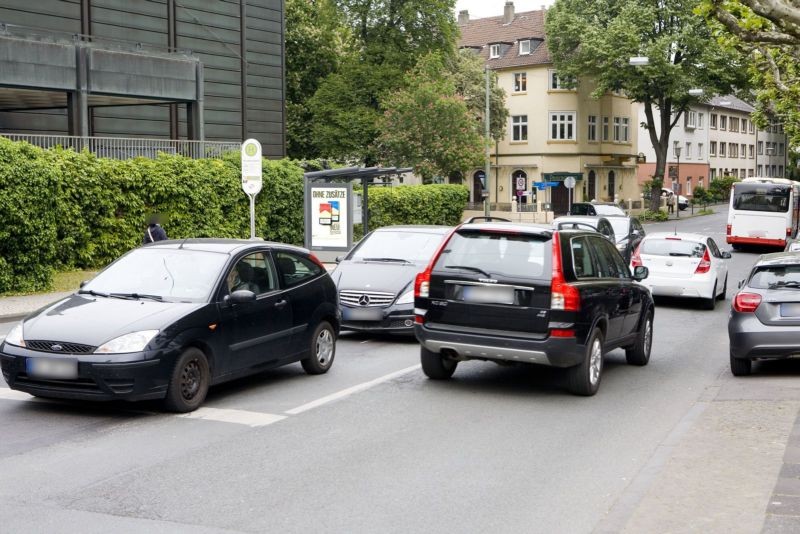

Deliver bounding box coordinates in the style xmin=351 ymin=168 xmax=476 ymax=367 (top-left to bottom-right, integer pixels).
xmin=674 ymin=143 xmax=682 ymax=219
xmin=629 ymin=56 xmax=649 ymax=66
xmin=688 ymin=88 xmax=704 ymax=96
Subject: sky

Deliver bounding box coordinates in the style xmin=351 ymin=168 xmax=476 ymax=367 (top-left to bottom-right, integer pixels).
xmin=454 ymin=0 xmax=556 ymax=19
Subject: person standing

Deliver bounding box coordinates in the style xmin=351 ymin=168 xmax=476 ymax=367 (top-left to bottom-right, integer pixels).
xmin=666 ymin=193 xmax=675 ymax=215
xmin=142 ymin=214 xmax=168 ymax=244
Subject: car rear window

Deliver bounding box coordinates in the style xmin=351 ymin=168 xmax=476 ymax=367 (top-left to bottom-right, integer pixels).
xmin=434 ymin=230 xmax=550 ymax=279
xmin=593 ymin=204 xmax=625 ymax=215
xmin=749 ymin=265 xmax=800 ymax=289
xmin=640 ymin=238 xmax=706 ymax=257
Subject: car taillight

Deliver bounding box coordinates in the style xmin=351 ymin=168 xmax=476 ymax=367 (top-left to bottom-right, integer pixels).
xmin=414 ymin=270 xmax=430 ymax=298
xmin=695 ymin=248 xmax=711 ymax=274
xmin=788 ymin=228 xmax=793 ymax=236
xmin=733 ymin=292 xmax=762 ymax=313
xmin=551 ymin=233 xmax=580 ymax=311
xmin=630 ymin=243 xmax=643 ymax=267
xmin=726 ymin=224 xmax=732 ymax=236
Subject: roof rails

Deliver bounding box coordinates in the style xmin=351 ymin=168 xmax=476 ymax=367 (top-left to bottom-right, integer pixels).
xmin=463 ymin=216 xmax=512 ymax=224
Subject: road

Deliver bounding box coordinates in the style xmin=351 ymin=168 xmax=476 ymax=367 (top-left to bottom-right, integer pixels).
xmin=0 ymin=206 xmax=791 ymax=533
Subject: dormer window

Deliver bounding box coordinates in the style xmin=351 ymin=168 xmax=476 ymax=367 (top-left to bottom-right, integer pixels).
xmin=489 ymin=44 xmax=501 ymax=59
xmin=519 ymin=40 xmax=531 ymax=55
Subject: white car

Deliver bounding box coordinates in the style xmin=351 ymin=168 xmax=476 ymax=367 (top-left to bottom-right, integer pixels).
xmin=630 ymin=232 xmax=731 ymax=309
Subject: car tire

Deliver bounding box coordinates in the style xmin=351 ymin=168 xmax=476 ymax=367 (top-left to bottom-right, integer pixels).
xmin=704 ymin=282 xmax=717 ymax=310
xmin=420 ymin=346 xmax=457 ymax=379
xmin=164 ymin=347 xmax=210 ymax=413
xmin=730 ymin=351 xmax=752 ymax=377
xmin=717 ymin=276 xmax=728 ymax=301
xmin=567 ymin=328 xmax=604 ymax=396
xmin=301 ymin=321 xmax=336 ymax=375
xmin=625 ymin=309 xmax=653 ymax=366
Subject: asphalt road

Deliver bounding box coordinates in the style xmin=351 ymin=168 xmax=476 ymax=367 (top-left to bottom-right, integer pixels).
xmin=0 ymin=206 xmax=778 ymax=533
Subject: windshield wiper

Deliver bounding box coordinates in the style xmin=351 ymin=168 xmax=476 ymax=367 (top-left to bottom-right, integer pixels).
xmin=109 ymin=292 xmax=164 ymax=301
xmin=768 ymin=281 xmax=800 ymax=290
xmin=668 ymin=253 xmax=692 ymax=257
xmin=445 ymin=265 xmax=492 ymax=277
xmin=77 ymin=289 xmax=110 ymax=298
xmin=362 ymin=257 xmax=412 ymax=264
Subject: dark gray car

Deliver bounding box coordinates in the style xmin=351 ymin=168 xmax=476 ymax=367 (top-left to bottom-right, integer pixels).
xmin=729 ymin=252 xmax=800 ymax=376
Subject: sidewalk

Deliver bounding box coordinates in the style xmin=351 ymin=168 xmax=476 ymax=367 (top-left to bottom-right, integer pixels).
xmin=0 ymin=291 xmax=73 ymax=322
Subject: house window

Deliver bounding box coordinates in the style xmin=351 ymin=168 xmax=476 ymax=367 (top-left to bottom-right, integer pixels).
xmin=730 ymin=144 xmax=737 ymax=158
xmin=685 ymin=110 xmax=697 ymax=129
xmin=602 ymin=116 xmax=610 ymax=141
xmin=720 ymin=115 xmax=727 ymax=130
xmin=750 ymin=121 xmax=756 ymax=134
xmin=740 ymin=144 xmax=746 ymax=159
xmin=698 ymin=143 xmax=704 ymax=159
xmin=730 ymin=117 xmax=739 ymax=132
xmin=549 ymin=112 xmax=576 ymax=140
xmin=699 ymin=177 xmax=705 ymax=189
xmin=780 ymin=165 xmax=784 ymax=176
xmin=720 ymin=142 xmax=726 ymax=157
xmin=710 ymin=114 xmax=717 ymax=129
xmin=780 ymin=143 xmax=785 ymax=156
xmin=489 ymin=44 xmax=500 ymax=59
xmin=740 ymin=169 xmax=747 ymax=179
xmin=613 ymin=117 xmax=621 ymax=142
xmin=757 ymin=165 xmax=763 ymax=176
xmin=512 ymin=115 xmax=528 ymax=141
xmin=698 ymin=113 xmax=704 ymax=129
xmin=758 ymin=141 xmax=763 ymax=155
xmin=549 ymin=70 xmax=574 ymax=90
xmin=519 ymin=40 xmax=531 ymax=55
xmin=587 ymin=115 xmax=597 ymax=142
xmin=711 ymin=168 xmax=717 ymax=179
xmin=685 ymin=142 xmax=692 ymax=159
xmin=741 ymin=118 xmax=747 ymax=132
xmin=514 ymin=72 xmax=527 ymax=92
xmin=622 ymin=117 xmax=630 ymax=142
xmin=748 ymin=169 xmax=754 ymax=177
xmin=749 ymin=144 xmax=754 ymax=158
xmin=710 ymin=141 xmax=717 ymax=156
xmin=686 ymin=177 xmax=692 ymax=196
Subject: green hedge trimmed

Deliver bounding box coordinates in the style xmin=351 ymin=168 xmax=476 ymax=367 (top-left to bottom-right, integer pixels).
xmin=0 ymin=138 xmax=467 ymax=293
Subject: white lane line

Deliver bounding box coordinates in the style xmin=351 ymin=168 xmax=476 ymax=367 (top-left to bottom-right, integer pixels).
xmin=285 ymin=364 xmax=421 ymax=415
xmin=360 ymin=339 xmax=371 ymax=344
xmin=178 ymin=407 xmax=286 ymax=427
xmin=0 ymin=388 xmax=35 ymax=401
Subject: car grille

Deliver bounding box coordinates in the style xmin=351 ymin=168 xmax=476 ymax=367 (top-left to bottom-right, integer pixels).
xmin=339 ymin=290 xmax=395 ymax=307
xmin=15 ymin=373 xmax=104 ymax=394
xmin=25 ymin=340 xmax=97 ymax=354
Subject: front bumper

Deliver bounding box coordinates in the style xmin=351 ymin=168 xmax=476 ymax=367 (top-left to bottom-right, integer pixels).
xmin=340 ymin=303 xmax=415 ymax=333
xmin=729 ymin=312 xmax=800 ymax=360
xmin=0 ymin=342 xmax=173 ymax=401
xmin=415 ymin=324 xmax=585 ymax=368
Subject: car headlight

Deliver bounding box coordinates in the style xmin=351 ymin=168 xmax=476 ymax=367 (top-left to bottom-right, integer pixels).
xmin=95 ymin=330 xmax=159 ymax=354
xmin=395 ymin=290 xmax=414 ymax=305
xmin=4 ymin=323 xmax=25 ymax=347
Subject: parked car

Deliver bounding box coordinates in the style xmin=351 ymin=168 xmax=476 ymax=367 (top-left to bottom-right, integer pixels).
xmin=553 ymin=215 xmax=616 ymax=243
xmin=606 ymin=215 xmax=646 ymax=263
xmin=661 ymin=188 xmax=689 ymax=210
xmin=0 ymin=239 xmax=340 ymax=412
xmin=631 ymin=233 xmax=731 ymax=309
xmin=333 ymin=225 xmax=451 ymax=334
xmin=569 ymin=202 xmax=626 ymax=216
xmin=729 ymin=253 xmax=800 ymax=376
xmin=785 ymin=238 xmax=800 ymax=252
xmin=414 ymin=222 xmax=654 ymax=396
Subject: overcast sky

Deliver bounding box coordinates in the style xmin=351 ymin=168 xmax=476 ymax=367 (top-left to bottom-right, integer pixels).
xmin=454 ymin=0 xmax=556 ymax=19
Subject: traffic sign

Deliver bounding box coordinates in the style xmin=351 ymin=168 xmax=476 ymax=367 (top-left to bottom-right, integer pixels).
xmin=241 ymin=138 xmax=263 ymax=195
xmin=564 ymin=176 xmax=576 ymax=189
xmin=515 ymin=176 xmax=526 ymax=190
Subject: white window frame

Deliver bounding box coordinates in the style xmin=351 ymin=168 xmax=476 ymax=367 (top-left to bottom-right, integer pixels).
xmin=622 ymin=117 xmax=630 ymax=142
xmin=749 ymin=145 xmax=754 ymax=158
xmin=686 ymin=177 xmax=692 ymax=196
xmin=519 ymin=40 xmax=531 ymax=55
xmin=613 ymin=117 xmax=621 ymax=142
xmin=758 ymin=141 xmax=764 ymax=155
xmin=750 ymin=121 xmax=756 ymax=134
xmin=513 ymin=72 xmax=527 ymax=93
xmin=710 ymin=114 xmax=717 ymax=129
xmin=685 ymin=142 xmax=692 ymax=159
xmin=602 ymin=116 xmax=610 ymax=141
xmin=548 ymin=70 xmax=574 ymax=90
xmin=512 ymin=115 xmax=528 ymax=141
xmin=698 ymin=113 xmax=704 ymax=129
xmin=710 ymin=141 xmax=716 ymax=156
xmin=720 ymin=142 xmax=727 ymax=157
xmin=549 ymin=112 xmax=576 ymax=141
xmin=685 ymin=110 xmax=697 ymax=129
xmin=720 ymin=115 xmax=727 ymax=130
xmin=698 ymin=143 xmax=704 ymax=159
xmin=740 ymin=143 xmax=746 ymax=159
xmin=587 ymin=115 xmax=597 ymax=142
xmin=489 ymin=44 xmax=500 ymax=59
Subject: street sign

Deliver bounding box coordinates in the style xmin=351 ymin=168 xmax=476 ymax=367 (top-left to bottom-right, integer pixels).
xmin=241 ymin=138 xmax=263 ymax=239
xmin=516 ymin=176 xmax=526 ymax=190
xmin=533 ymin=181 xmax=560 ymax=190
xmin=564 ymin=176 xmax=576 ymax=189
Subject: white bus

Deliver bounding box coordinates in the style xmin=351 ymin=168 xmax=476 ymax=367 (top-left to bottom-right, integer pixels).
xmin=727 ymin=177 xmax=800 ymax=249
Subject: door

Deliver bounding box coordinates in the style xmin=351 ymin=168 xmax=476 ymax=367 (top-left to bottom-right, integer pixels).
xmin=551 ymin=182 xmax=569 ymax=215
xmin=607 ymin=171 xmax=616 ymax=201
xmin=273 ymin=250 xmax=328 ymax=355
xmin=218 ymin=252 xmax=293 ymax=373
xmin=588 ymin=236 xmax=628 ymax=341
xmin=707 ymin=238 xmax=728 ymax=296
xmin=587 ymin=170 xmax=596 ymax=202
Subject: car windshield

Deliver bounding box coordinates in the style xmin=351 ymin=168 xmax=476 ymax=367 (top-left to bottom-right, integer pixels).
xmin=81 ymin=248 xmax=229 ymax=302
xmin=593 ymin=204 xmax=625 ymax=215
xmin=349 ymin=230 xmax=445 ymax=263
xmin=641 ymin=238 xmax=706 ymax=257
xmin=607 ymin=218 xmax=630 ymax=239
xmin=435 ymin=230 xmax=550 ymax=279
xmin=749 ymin=265 xmax=800 ymax=289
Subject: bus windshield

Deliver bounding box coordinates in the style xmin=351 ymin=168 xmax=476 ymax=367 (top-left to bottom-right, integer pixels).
xmin=732 ymin=184 xmax=790 ymax=213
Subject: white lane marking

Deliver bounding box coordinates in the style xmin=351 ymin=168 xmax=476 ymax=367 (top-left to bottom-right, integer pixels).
xmin=178 ymin=407 xmax=286 ymax=427
xmin=360 ymin=339 xmax=371 ymax=344
xmin=0 ymin=388 xmax=35 ymax=401
xmin=285 ymin=364 xmax=421 ymax=415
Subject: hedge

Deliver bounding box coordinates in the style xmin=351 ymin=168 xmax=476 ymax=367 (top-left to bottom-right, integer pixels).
xmin=0 ymin=138 xmax=468 ymax=293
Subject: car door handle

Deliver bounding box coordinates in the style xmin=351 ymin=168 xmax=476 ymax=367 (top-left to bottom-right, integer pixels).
xmin=274 ymin=299 xmax=288 ymax=310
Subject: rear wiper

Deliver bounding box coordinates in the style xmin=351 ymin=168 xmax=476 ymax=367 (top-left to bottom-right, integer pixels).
xmin=668 ymin=253 xmax=691 ymax=257
xmin=768 ymin=281 xmax=800 ymax=290
xmin=109 ymin=292 xmax=164 ymax=301
xmin=77 ymin=289 xmax=110 ymax=298
xmin=362 ymin=257 xmax=412 ymax=264
xmin=445 ymin=265 xmax=492 ymax=277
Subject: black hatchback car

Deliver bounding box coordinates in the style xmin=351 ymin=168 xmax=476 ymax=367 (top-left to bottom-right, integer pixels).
xmin=414 ymin=223 xmax=654 ymax=395
xmin=0 ymin=239 xmax=340 ymax=412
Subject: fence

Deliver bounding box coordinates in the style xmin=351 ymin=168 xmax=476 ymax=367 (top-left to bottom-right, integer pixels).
xmin=0 ymin=134 xmax=240 ymax=160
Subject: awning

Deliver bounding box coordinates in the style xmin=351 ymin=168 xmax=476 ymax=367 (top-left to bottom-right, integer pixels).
xmin=543 ymin=172 xmax=583 ymax=182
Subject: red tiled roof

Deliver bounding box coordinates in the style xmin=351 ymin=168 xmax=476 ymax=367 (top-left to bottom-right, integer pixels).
xmin=458 ymin=9 xmax=552 ymax=69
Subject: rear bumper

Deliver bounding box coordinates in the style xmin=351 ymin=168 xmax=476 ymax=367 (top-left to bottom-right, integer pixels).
xmin=639 ymin=274 xmax=714 ymax=299
xmin=415 ymin=324 xmax=585 ymax=368
xmin=727 ymin=235 xmax=786 ymax=247
xmin=729 ymin=313 xmax=800 ymax=360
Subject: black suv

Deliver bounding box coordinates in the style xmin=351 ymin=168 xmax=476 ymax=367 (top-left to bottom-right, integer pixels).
xmin=413 ymin=223 xmax=654 ymax=395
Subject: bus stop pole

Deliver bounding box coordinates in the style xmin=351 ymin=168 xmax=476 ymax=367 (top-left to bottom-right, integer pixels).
xmin=362 ymin=177 xmax=369 ymax=234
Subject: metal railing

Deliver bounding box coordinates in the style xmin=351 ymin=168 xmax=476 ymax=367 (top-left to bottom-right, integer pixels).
xmin=0 ymin=134 xmax=240 ymax=160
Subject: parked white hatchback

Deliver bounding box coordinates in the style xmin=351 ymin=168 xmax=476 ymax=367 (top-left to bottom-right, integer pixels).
xmin=630 ymin=232 xmax=731 ymax=309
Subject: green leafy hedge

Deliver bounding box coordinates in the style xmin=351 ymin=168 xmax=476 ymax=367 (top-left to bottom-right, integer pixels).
xmin=0 ymin=138 xmax=467 ymax=293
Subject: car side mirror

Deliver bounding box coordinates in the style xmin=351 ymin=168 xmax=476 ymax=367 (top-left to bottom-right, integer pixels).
xmin=335 ymin=255 xmax=344 ymax=264
xmin=722 ymin=251 xmax=732 ymax=259
xmin=225 ymin=290 xmax=256 ymax=305
xmin=632 ymin=266 xmax=649 ymax=282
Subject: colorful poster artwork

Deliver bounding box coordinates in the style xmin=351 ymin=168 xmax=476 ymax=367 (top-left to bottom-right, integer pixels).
xmin=310 ymin=187 xmax=348 ymax=248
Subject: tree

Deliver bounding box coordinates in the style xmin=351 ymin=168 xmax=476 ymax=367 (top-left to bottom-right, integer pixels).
xmin=700 ymin=1 xmax=800 ymax=147
xmin=285 ymin=0 xmax=348 ymax=159
xmin=309 ymin=0 xmax=459 ymax=165
xmin=375 ymin=51 xmax=508 ymax=181
xmin=545 ymin=0 xmax=747 ymax=210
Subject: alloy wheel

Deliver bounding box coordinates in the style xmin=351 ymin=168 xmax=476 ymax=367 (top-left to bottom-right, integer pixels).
xmin=589 ymin=338 xmax=602 ymax=385
xmin=316 ymin=328 xmax=334 ymax=366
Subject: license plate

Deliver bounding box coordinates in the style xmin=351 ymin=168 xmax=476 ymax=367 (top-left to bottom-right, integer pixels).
xmin=462 ymin=285 xmax=515 ymax=305
xmin=342 ymin=307 xmax=383 ymax=321
xmin=780 ymin=303 xmax=800 ymax=317
xmin=26 ymin=357 xmax=78 ymax=379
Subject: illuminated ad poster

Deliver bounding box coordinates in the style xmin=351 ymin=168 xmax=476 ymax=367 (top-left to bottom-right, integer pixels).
xmin=304 ymin=183 xmax=353 ymax=251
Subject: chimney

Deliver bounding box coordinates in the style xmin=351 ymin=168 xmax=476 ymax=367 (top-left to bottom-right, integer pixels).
xmin=458 ymin=9 xmax=469 ymax=24
xmin=503 ymin=1 xmax=515 ymax=24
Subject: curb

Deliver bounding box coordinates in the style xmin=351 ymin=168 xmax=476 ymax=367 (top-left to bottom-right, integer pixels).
xmin=0 ymin=312 xmax=28 ymax=323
